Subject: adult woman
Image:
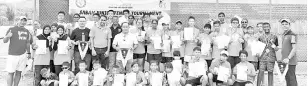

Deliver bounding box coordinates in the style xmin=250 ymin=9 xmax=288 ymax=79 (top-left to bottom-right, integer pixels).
xmin=52 ymin=25 xmax=72 ymax=75
xmin=33 ymin=25 xmax=52 ymax=86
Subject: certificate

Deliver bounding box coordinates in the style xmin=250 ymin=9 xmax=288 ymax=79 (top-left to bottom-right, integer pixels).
xmin=151 ymin=36 xmax=162 ymax=49
xmin=217 ymin=66 xmax=229 ymax=82
xmin=162 ymin=40 xmax=171 ymax=52
xmin=78 ymin=73 xmax=89 ymax=86
xmin=126 ymin=73 xmax=137 ymax=86
xmin=59 ymin=74 xmax=68 ymax=86
xmin=93 ymin=69 xmax=108 ymax=85
xmin=58 ymin=40 xmax=69 ymax=54
xmin=215 ymin=35 xmax=231 ymax=49
xmin=184 ymin=56 xmax=192 ymax=62
xmin=250 ymin=41 xmax=266 ymax=56
xmin=114 ymin=74 xmax=125 ymax=86
xmin=201 ymin=39 xmax=211 ymax=55
xmin=171 ymin=35 xmax=181 ymax=48
xmin=236 ymin=65 xmax=248 ymax=81
xmin=184 ymin=27 xmax=194 ymax=40
xmin=151 ymin=73 xmax=163 ymax=86
xmin=189 ymin=62 xmax=206 ymax=77
xmin=35 ymin=40 xmax=47 ymax=54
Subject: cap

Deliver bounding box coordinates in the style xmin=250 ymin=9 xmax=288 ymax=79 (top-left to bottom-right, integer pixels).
xmin=220 ymin=50 xmax=229 ymax=56
xmin=19 ymin=16 xmax=27 ymax=21
xmin=279 ymin=18 xmax=291 ymax=23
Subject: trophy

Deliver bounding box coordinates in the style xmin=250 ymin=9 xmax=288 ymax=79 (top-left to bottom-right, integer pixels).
xmin=78 ymin=32 xmax=89 ymax=60
xmin=121 ymin=48 xmax=129 ymax=59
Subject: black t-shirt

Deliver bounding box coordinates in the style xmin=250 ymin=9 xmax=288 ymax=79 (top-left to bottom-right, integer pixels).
xmin=70 ymin=28 xmax=91 ymax=53
xmin=109 ymin=24 xmax=122 ymax=52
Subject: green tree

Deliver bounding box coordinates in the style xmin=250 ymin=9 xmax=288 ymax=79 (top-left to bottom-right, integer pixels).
xmin=6 ymin=5 xmax=15 ymax=21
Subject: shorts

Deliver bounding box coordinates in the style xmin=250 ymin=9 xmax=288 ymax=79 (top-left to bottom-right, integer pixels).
xmin=133 ymin=53 xmax=146 ymax=59
xmin=186 ymin=76 xmax=203 ymax=85
xmin=5 ymin=54 xmax=28 ymax=73
xmin=259 ymin=61 xmax=275 ymax=72
xmin=146 ymin=53 xmax=162 ymax=62
xmin=212 ymin=74 xmax=224 ymax=83
xmin=161 ymin=57 xmax=174 ymax=63
xmin=233 ymin=81 xmax=252 ymax=86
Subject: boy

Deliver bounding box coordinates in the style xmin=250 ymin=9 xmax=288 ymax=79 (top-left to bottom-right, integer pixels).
xmin=59 ymin=62 xmax=75 ymax=86
xmin=126 ymin=62 xmax=147 ymax=86
xmin=183 ymin=47 xmax=208 ymax=86
xmin=164 ymin=62 xmax=181 ymax=86
xmin=208 ymin=50 xmax=232 ymax=86
xmin=106 ymin=65 xmax=125 ymax=86
xmin=147 ymin=60 xmax=164 ymax=86
xmin=40 ymin=68 xmax=59 ymax=86
xmin=72 ymin=61 xmax=93 ymax=86
xmin=91 ymin=60 xmax=108 ymax=86
xmin=232 ymin=50 xmax=256 ymax=86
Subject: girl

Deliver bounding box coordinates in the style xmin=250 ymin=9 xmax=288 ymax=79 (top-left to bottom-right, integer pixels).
xmin=198 ymin=23 xmax=213 ymax=67
xmin=243 ymin=26 xmax=259 ymax=71
xmin=53 ymin=25 xmax=72 ymax=75
xmin=33 ymin=25 xmax=52 ymax=86
xmin=126 ymin=62 xmax=147 ymax=86
xmin=161 ymin=23 xmax=173 ymax=71
xmin=106 ymin=65 xmax=125 ymax=86
xmin=131 ymin=18 xmax=147 ymax=71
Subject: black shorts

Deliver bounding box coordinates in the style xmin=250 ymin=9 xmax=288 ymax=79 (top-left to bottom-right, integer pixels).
xmin=233 ymin=81 xmax=252 ymax=86
xmin=161 ymin=57 xmax=174 ymax=63
xmin=186 ymin=76 xmax=203 ymax=85
xmin=147 ymin=53 xmax=162 ymax=62
xmin=133 ymin=53 xmax=146 ymax=59
xmin=213 ymin=74 xmax=224 ymax=83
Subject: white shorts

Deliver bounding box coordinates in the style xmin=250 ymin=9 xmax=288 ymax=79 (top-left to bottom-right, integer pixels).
xmin=5 ymin=54 xmax=28 ymax=73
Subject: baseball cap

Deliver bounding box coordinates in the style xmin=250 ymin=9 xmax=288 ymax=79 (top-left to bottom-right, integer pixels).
xmin=19 ymin=16 xmax=27 ymax=21
xmin=220 ymin=50 xmax=229 ymax=56
xmin=279 ymin=18 xmax=291 ymax=23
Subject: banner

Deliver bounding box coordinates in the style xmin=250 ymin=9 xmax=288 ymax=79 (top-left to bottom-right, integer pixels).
xmin=69 ymin=0 xmax=170 ymax=16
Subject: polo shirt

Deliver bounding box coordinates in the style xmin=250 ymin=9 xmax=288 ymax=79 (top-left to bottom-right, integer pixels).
xmin=146 ymin=28 xmax=163 ymax=54
xmin=281 ymin=30 xmax=297 ymax=65
xmin=209 ymin=58 xmax=231 ymax=73
xmin=226 ymin=27 xmax=244 ymax=56
xmin=110 ymin=24 xmax=122 ymax=52
xmin=70 ymin=27 xmax=91 ymax=53
xmin=6 ymin=26 xmax=31 ymax=55
xmin=113 ymin=33 xmax=138 ymax=49
xmin=89 ymin=26 xmax=112 ymax=48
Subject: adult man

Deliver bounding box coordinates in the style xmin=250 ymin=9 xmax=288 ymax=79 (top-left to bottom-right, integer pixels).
xmin=113 ymin=22 xmax=138 ymax=72
xmin=226 ymin=17 xmax=244 ymax=69
xmin=255 ymin=22 xmax=264 ymax=37
xmin=70 ymin=17 xmax=92 ymax=74
xmin=241 ymin=18 xmax=249 ymax=34
xmin=90 ymin=15 xmax=112 ymax=69
xmin=109 ymin=16 xmax=122 ymax=69
xmin=119 ymin=9 xmax=130 ymax=25
xmin=107 ymin=10 xmax=115 ymax=26
xmin=280 ymin=18 xmax=297 ymax=86
xmin=3 ymin=16 xmax=32 ymax=86
xmin=257 ymin=22 xmax=279 ymax=86
xmin=218 ymin=12 xmax=229 ymax=34
xmin=128 ymin=15 xmax=135 ymax=26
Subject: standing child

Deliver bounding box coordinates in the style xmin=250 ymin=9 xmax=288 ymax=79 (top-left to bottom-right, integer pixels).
xmin=126 ymin=62 xmax=147 ymax=86
xmin=72 ymin=61 xmax=93 ymax=86
xmin=40 ymin=68 xmax=59 ymax=86
xmin=232 ymin=50 xmax=256 ymax=86
xmin=243 ymin=26 xmax=259 ymax=71
xmin=59 ymin=62 xmax=75 ymax=86
xmin=91 ymin=60 xmax=108 ymax=86
xmin=161 ymin=23 xmax=173 ymax=72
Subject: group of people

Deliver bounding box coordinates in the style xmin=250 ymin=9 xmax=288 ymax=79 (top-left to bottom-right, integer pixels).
xmin=3 ymin=9 xmax=298 ymax=86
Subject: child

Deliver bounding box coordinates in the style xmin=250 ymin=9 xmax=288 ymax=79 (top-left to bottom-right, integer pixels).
xmin=182 ymin=47 xmax=208 ymax=86
xmin=40 ymin=68 xmax=59 ymax=86
xmin=164 ymin=62 xmax=181 ymax=86
xmin=243 ymin=26 xmax=259 ymax=71
xmin=106 ymin=65 xmax=125 ymax=86
xmin=91 ymin=60 xmax=108 ymax=86
xmin=198 ymin=23 xmax=213 ymax=67
xmin=232 ymin=50 xmax=256 ymax=86
xmin=171 ymin=51 xmax=183 ymax=74
xmin=208 ymin=50 xmax=232 ymax=86
xmin=126 ymin=62 xmax=147 ymax=86
xmin=59 ymin=62 xmax=75 ymax=86
xmin=147 ymin=60 xmax=164 ymax=86
xmin=72 ymin=61 xmax=93 ymax=86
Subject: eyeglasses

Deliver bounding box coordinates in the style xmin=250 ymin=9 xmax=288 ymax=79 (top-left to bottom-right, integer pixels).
xmin=62 ymin=67 xmax=69 ymax=69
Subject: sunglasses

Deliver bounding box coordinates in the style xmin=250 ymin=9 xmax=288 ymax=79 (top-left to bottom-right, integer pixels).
xmin=62 ymin=67 xmax=69 ymax=69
